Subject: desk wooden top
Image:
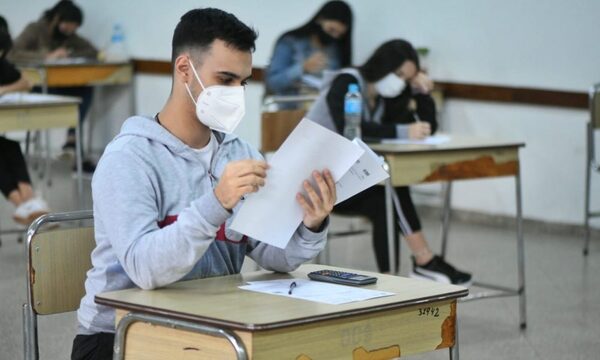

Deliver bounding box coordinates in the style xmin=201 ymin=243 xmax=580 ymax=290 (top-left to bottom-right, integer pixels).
xmin=96 ymin=264 xmax=467 ymax=331
xmin=0 ymin=93 xmax=80 ymax=109
xmin=17 ymin=59 xmax=131 ymax=69
xmin=369 ymin=135 xmax=525 ymax=155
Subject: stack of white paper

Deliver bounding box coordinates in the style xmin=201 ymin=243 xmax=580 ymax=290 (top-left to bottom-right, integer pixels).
xmin=239 ymin=279 xmax=394 ymax=305
xmin=381 ymin=134 xmax=451 ymax=145
xmin=230 ymin=118 xmax=389 ymax=248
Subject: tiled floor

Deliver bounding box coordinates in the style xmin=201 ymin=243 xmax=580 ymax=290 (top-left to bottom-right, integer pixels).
xmin=1 ymin=160 xmax=599 ymax=359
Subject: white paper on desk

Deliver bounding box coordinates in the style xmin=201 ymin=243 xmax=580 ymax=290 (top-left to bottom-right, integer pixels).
xmin=381 ymin=134 xmax=451 ymax=145
xmin=230 ymin=118 xmax=364 ymax=248
xmin=335 ymin=138 xmax=390 ymax=204
xmin=0 ymin=93 xmax=65 ymax=104
xmin=240 ymin=279 xmax=394 ymax=305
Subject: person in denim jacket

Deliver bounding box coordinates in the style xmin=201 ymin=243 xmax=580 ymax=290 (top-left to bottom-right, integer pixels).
xmin=265 ymin=1 xmax=353 ymax=99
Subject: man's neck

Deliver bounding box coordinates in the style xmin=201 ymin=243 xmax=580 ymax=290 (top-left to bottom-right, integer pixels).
xmin=158 ymin=95 xmax=212 ymax=149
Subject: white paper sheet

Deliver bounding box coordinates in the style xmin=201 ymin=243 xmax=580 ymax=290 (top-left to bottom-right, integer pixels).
xmin=381 ymin=134 xmax=451 ymax=145
xmin=335 ymin=138 xmax=390 ymax=204
xmin=0 ymin=93 xmax=69 ymax=105
xmin=239 ymin=279 xmax=394 ymax=305
xmin=230 ymin=118 xmax=364 ymax=248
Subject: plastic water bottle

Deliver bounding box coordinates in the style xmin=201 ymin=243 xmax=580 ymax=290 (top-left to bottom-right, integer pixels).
xmin=343 ymin=83 xmax=362 ymax=140
xmin=104 ymin=23 xmax=128 ymax=62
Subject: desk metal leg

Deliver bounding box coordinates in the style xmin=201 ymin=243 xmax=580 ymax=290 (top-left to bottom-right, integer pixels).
xmin=44 ymin=130 xmax=52 ymax=187
xmin=584 ymin=122 xmax=592 ymax=256
xmin=441 ymin=181 xmax=453 ymax=259
xmin=113 ymin=312 xmax=248 ymax=360
xmin=75 ymin=122 xmax=83 ymax=206
xmin=516 ymin=169 xmax=527 ymax=330
xmin=385 ymin=179 xmax=396 ymax=274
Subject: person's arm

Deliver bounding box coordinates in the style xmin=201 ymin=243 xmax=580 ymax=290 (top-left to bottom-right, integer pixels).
xmin=0 ymin=76 xmax=31 ymax=96
xmin=9 ymin=23 xmax=48 ymax=62
xmin=414 ymin=93 xmax=438 ymax=134
xmin=326 ymin=74 xmax=399 ymax=138
xmin=93 ymin=151 xmax=232 ymax=290
xmin=247 ymin=219 xmax=328 ymax=272
xmin=66 ymin=34 xmax=98 ymax=59
xmin=265 ymin=36 xmax=304 ymax=94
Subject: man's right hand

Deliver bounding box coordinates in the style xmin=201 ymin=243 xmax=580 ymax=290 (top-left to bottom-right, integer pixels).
xmin=214 ymin=160 xmax=269 ymax=210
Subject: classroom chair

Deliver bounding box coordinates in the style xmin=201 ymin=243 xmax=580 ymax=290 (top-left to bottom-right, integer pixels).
xmin=260 ymin=107 xmax=372 ymax=265
xmin=22 ymin=210 xmax=95 ymax=360
xmin=584 ymin=83 xmax=600 ymax=255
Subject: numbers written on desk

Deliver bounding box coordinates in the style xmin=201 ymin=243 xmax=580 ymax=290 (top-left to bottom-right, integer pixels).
xmin=417 ymin=307 xmax=440 ymax=317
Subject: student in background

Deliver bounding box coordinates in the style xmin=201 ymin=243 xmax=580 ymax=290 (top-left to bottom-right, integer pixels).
xmin=10 ymin=0 xmax=97 ymax=168
xmin=307 ymin=39 xmax=472 ymax=286
xmin=72 ymin=8 xmax=335 ymax=359
xmin=0 ymin=16 xmax=50 ymax=225
xmin=265 ymin=0 xmax=352 ymax=103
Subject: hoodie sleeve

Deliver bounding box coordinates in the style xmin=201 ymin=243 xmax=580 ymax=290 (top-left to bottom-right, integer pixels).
xmin=92 ymin=151 xmax=231 ymax=290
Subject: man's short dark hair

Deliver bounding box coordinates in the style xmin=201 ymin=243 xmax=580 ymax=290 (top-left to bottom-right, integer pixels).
xmin=171 ymin=8 xmax=257 ymax=62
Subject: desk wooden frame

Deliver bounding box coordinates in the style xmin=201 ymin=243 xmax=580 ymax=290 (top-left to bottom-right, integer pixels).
xmin=0 ymin=94 xmax=83 ymax=199
xmin=370 ymin=136 xmax=527 ymax=330
xmin=96 ymin=264 xmax=468 ymax=360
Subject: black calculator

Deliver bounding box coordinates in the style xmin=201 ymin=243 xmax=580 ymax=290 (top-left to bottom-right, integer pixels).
xmin=307 ymin=269 xmax=377 ymax=286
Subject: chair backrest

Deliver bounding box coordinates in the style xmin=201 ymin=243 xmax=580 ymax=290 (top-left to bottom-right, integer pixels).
xmin=591 ymin=83 xmax=600 ymax=130
xmin=260 ymin=109 xmax=306 ymax=153
xmin=27 ymin=212 xmax=95 ymax=315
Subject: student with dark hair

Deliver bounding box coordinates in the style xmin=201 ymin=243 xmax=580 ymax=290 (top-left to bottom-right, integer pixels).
xmin=0 ymin=16 xmax=50 ymax=225
xmin=307 ymin=39 xmax=472 ymax=285
xmin=10 ymin=0 xmax=97 ymax=168
xmin=265 ymin=0 xmax=353 ymax=99
xmin=71 ymin=8 xmax=336 ymax=359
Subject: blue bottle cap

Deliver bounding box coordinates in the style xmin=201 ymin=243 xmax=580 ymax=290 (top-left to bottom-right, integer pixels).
xmin=348 ymin=83 xmax=359 ymax=92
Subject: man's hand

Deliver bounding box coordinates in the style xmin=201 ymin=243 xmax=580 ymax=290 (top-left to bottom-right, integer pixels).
xmin=297 ymin=169 xmax=336 ymax=231
xmin=410 ymin=72 xmax=434 ymax=94
xmin=214 ymin=160 xmax=268 ymax=210
xmin=408 ymin=122 xmax=431 ymax=140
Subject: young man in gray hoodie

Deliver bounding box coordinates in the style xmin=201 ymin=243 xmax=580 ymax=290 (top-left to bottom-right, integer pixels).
xmin=71 ymin=8 xmax=336 ymax=360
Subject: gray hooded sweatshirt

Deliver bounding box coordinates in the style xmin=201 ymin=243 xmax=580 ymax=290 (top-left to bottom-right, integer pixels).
xmin=77 ymin=115 xmax=328 ymax=334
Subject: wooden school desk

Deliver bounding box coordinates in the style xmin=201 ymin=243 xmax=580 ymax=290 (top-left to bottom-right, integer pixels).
xmin=370 ymin=136 xmax=527 ymax=329
xmin=0 ymin=93 xmax=83 ymax=198
xmin=96 ymin=264 xmax=468 ymax=360
xmin=19 ymin=60 xmax=134 ymax=154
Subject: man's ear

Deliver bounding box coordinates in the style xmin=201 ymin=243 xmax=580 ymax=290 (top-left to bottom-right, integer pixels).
xmin=174 ymin=54 xmax=190 ymax=82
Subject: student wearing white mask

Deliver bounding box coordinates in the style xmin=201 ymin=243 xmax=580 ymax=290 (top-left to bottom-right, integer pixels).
xmin=72 ymin=8 xmax=336 ymax=359
xmin=307 ymin=39 xmax=471 ymax=285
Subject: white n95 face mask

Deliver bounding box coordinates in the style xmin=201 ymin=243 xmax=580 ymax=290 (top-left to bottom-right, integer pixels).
xmin=374 ymin=72 xmax=406 ymax=98
xmin=184 ymin=58 xmax=246 ymax=134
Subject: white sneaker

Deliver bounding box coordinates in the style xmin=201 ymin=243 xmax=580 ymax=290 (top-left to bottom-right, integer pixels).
xmin=13 ymin=197 xmax=50 ymax=225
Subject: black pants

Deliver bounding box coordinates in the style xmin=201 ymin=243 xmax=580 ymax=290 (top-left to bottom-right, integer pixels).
xmin=71 ymin=333 xmax=114 ymax=360
xmin=0 ymin=137 xmax=32 ymax=198
xmin=335 ymin=186 xmax=422 ymax=273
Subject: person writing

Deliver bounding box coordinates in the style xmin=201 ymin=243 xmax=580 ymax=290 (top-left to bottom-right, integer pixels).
xmin=10 ymin=0 xmax=97 ymax=167
xmin=72 ymin=8 xmax=336 ymax=359
xmin=307 ymin=39 xmax=471 ymax=285
xmin=265 ymin=0 xmax=353 ymax=102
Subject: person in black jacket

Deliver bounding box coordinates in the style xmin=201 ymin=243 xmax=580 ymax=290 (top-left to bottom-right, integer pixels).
xmin=307 ymin=39 xmax=471 ymax=285
xmin=0 ymin=16 xmax=50 ymax=225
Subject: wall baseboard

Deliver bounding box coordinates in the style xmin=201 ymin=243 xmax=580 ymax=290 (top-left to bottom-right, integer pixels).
xmin=415 ymin=204 xmax=600 ymax=240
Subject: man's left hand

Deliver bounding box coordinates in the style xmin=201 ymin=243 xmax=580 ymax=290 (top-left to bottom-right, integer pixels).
xmin=297 ymin=169 xmax=336 ymax=232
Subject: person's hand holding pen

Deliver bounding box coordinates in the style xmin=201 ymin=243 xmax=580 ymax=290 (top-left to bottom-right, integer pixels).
xmin=408 ymin=112 xmax=431 ymax=140
xmin=46 ymin=47 xmax=70 ymax=60
xmin=303 ymin=51 xmax=327 ymax=74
